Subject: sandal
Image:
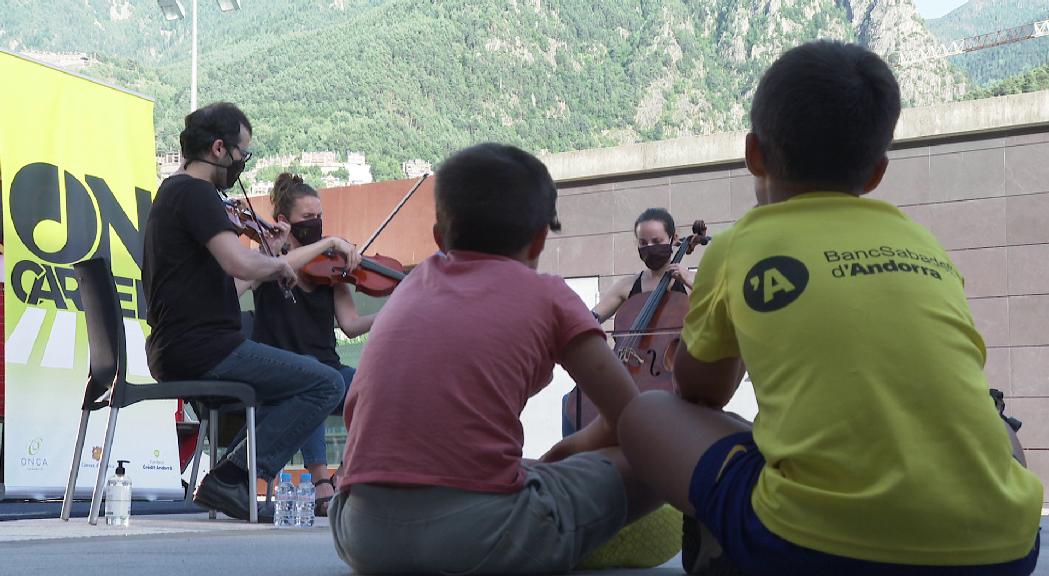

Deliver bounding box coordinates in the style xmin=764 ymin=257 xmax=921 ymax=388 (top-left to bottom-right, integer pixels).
xmin=314 ymin=477 xmax=335 ymax=517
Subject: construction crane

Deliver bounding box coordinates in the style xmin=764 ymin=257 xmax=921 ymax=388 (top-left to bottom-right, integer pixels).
xmin=894 ymin=18 xmax=1049 ymax=67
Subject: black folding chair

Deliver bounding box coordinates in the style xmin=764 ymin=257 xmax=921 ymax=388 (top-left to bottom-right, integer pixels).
xmin=60 ymin=257 xmax=260 ymax=524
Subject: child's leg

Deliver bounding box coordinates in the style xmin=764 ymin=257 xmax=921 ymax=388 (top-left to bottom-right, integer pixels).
xmin=591 ymin=446 xmax=664 ymax=523
xmin=617 ymin=390 xmax=751 ymax=515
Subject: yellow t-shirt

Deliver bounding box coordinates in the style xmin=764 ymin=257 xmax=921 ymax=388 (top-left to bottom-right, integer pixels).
xmin=682 ymin=192 xmax=1043 ymax=565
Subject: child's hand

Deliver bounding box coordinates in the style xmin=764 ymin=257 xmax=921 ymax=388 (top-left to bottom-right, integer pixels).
xmin=540 ymin=436 xmax=578 ymax=463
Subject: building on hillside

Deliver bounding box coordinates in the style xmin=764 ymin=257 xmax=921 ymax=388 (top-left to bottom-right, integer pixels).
xmin=20 ymin=50 xmax=92 ymax=71
xmin=300 ymin=151 xmax=342 ymax=173
xmin=346 ymin=151 xmax=374 ymax=184
xmin=402 ymin=159 xmax=432 ymax=179
xmin=250 ymin=181 xmax=271 ymax=197
xmin=157 ymin=151 xmax=181 ymax=182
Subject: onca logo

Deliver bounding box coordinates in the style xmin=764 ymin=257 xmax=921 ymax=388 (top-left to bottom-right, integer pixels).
xmin=22 ymin=437 xmax=48 ymax=468
xmin=743 ymin=256 xmax=809 ymax=312
xmin=8 ymin=162 xmax=152 ymax=319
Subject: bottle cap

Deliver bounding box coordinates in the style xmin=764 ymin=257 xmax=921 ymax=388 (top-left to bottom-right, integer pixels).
xmin=116 ymin=460 xmax=130 ymax=475
xmin=280 ymin=472 xmax=291 ymax=482
xmin=300 ymin=473 xmax=312 ymax=482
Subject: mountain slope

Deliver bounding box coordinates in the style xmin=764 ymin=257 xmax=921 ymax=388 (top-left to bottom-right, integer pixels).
xmin=4 ymin=0 xmax=968 ymax=181
xmin=926 ymin=0 xmax=1049 ymax=85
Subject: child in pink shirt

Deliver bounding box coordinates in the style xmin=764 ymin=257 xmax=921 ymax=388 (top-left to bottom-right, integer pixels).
xmin=329 ymin=143 xmax=660 ymax=574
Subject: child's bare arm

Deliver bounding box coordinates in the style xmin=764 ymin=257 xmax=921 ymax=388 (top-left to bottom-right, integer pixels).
xmin=673 ymin=349 xmax=745 ymax=409
xmin=558 ymin=332 xmax=639 ymax=448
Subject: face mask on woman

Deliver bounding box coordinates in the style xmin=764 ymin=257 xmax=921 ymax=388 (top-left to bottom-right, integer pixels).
xmin=290 ymin=217 xmax=323 ymax=245
xmin=638 ymin=243 xmax=672 ymax=270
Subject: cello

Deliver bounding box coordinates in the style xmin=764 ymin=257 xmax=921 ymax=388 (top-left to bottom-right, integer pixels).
xmin=566 ymin=220 xmax=710 ymax=429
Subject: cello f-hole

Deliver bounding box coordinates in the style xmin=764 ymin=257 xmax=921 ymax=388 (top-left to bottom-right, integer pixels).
xmin=647 ymin=349 xmax=660 ymax=377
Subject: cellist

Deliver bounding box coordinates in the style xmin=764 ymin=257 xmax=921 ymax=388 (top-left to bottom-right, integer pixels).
xmin=235 ymin=172 xmax=370 ymax=517
xmin=561 ymin=208 xmax=694 ymax=436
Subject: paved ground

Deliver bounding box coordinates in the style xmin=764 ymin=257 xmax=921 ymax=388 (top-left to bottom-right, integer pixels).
xmin=0 ymin=507 xmax=1043 ymax=576
xmin=0 ymin=511 xmax=682 ymax=576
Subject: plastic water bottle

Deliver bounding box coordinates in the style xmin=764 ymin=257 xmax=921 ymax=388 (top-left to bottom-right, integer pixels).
xmin=295 ymin=473 xmax=315 ymax=528
xmin=273 ymin=472 xmax=296 ymax=528
xmin=104 ymin=459 xmax=132 ymax=527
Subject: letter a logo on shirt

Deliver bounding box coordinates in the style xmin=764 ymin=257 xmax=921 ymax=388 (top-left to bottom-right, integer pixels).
xmin=743 ymin=256 xmax=809 ymax=312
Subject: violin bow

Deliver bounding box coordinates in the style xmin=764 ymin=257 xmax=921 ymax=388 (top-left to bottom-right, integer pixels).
xmin=359 ymin=173 xmax=430 ymax=254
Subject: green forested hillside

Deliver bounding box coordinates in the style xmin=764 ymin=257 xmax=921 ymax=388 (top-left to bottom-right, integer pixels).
xmin=927 ymin=0 xmax=1049 ymax=86
xmin=1 ymin=0 xmax=974 ymax=181
xmin=966 ymin=62 xmax=1049 ymax=99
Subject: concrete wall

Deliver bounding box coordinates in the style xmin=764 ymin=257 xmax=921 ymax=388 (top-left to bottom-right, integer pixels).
xmin=539 ymin=90 xmax=1049 ymax=494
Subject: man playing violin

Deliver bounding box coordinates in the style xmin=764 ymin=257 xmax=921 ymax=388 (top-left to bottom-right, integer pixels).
xmin=142 ymin=102 xmax=345 ymax=522
xmin=235 ymin=172 xmax=371 ymax=516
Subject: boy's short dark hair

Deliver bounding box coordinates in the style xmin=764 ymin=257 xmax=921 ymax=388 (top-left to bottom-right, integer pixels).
xmin=435 ymin=143 xmax=560 ymax=257
xmin=634 ymin=208 xmax=675 ymax=238
xmin=179 ymin=102 xmax=253 ymax=161
xmin=750 ymin=40 xmax=901 ymax=191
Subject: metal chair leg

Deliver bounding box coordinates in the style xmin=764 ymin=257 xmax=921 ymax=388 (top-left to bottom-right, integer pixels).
xmin=184 ymin=413 xmax=209 ymax=504
xmin=88 ymin=407 xmax=120 ymax=526
xmin=61 ymin=410 xmax=91 ymax=521
xmin=265 ymin=479 xmax=273 ymax=504
xmin=246 ymin=406 xmax=258 ymax=524
xmin=208 ymin=409 xmax=218 ymax=520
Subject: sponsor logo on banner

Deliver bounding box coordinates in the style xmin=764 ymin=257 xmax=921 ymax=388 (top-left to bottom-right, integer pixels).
xmin=21 ymin=437 xmax=48 ymax=470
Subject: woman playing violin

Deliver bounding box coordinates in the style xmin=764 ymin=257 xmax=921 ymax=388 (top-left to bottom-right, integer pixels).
xmin=235 ymin=172 xmax=373 ymax=515
xmin=562 ymin=207 xmax=693 ymax=436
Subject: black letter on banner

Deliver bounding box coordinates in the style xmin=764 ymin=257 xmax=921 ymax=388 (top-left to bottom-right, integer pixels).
xmin=11 ymin=260 xmax=43 ymax=303
xmin=86 ymin=177 xmax=152 ymax=270
xmin=10 ymin=163 xmax=97 ymax=264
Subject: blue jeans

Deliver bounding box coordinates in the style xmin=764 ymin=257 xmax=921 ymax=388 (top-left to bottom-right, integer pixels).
xmin=299 ymin=365 xmax=354 ymax=466
xmin=203 ymin=340 xmax=344 ymax=480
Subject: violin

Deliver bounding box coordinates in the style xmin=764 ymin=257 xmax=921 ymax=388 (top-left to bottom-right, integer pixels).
xmin=297 ymin=173 xmax=429 ymax=298
xmin=222 ymin=196 xmax=296 ymax=302
xmin=567 ymin=220 xmax=710 ymax=429
xmin=301 ymin=250 xmax=405 ymax=298
xmin=223 ymin=198 xmax=282 ymax=245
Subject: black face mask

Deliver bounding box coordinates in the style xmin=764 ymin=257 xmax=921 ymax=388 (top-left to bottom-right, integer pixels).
xmin=192 ymin=149 xmax=246 ymax=190
xmin=222 ymin=150 xmax=246 ymax=190
xmin=638 ymin=243 xmax=673 ymax=270
xmin=290 ymin=217 xmax=323 ymax=245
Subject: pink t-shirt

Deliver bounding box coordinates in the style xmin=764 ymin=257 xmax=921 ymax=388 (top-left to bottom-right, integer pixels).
xmin=337 ymin=250 xmax=602 ymax=493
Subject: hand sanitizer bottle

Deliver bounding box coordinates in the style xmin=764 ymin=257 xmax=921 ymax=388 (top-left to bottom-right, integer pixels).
xmin=105 ymin=459 xmax=132 ymax=527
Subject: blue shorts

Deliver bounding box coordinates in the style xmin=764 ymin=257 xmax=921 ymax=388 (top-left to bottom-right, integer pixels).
xmin=688 ymin=432 xmax=1041 ymax=576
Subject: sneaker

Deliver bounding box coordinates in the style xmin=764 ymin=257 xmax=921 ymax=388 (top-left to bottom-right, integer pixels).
xmin=193 ymin=473 xmax=274 ymax=523
xmin=682 ymin=514 xmax=743 ymax=575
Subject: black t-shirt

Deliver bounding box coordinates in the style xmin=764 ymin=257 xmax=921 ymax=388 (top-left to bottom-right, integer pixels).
xmin=251 ymin=281 xmax=341 ymax=369
xmin=142 ymin=174 xmax=244 ymax=380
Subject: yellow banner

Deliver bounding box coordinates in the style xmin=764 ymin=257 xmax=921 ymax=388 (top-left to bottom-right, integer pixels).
xmin=0 ymin=51 xmax=182 ymax=498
